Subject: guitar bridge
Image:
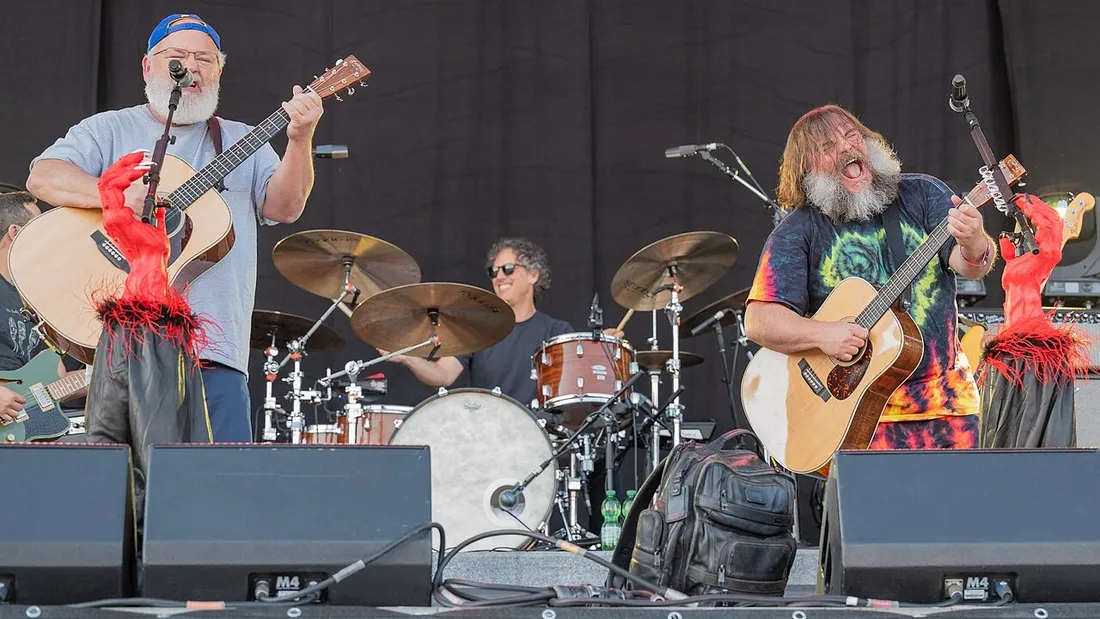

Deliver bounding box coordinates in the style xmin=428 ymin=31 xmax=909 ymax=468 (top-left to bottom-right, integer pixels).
xmin=798 ymin=358 xmax=831 ymax=402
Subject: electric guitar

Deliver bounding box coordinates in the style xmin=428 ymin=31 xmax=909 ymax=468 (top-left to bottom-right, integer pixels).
xmin=8 ymin=56 xmax=370 ymax=364
xmin=741 ymin=156 xmax=1026 ymax=478
xmin=0 ymin=350 xmax=89 ymax=443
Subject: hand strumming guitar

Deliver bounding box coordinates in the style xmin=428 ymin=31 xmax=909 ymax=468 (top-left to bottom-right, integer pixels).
xmin=0 ymin=386 xmax=26 ymax=423
xmin=816 ymin=321 xmax=868 ymax=362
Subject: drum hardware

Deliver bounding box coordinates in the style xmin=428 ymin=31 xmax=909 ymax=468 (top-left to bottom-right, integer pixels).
xmin=680 ymin=287 xmax=753 ymax=431
xmin=610 ymin=230 xmax=739 ymax=474
xmin=552 ymin=433 xmax=600 ymax=546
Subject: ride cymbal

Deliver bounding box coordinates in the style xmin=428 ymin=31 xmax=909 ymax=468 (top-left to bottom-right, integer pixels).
xmin=272 ymin=229 xmax=422 ymax=300
xmin=250 ymin=310 xmax=345 ymax=352
xmin=679 ymin=287 xmax=751 ymax=338
xmin=635 ymin=350 xmax=705 ymax=372
xmin=610 ymin=231 xmax=738 ymax=310
xmin=350 ymin=282 xmax=515 ymax=358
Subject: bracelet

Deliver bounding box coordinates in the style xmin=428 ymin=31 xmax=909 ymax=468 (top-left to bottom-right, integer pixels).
xmin=961 ymin=238 xmax=992 ymax=267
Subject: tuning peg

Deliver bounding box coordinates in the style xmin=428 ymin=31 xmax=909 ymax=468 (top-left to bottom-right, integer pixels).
xmin=346 ymin=87 xmax=355 ymax=96
xmin=359 ymin=80 xmax=368 ymax=87
xmin=313 ymin=75 xmax=318 ymax=80
xmin=335 ymin=93 xmax=343 ymax=102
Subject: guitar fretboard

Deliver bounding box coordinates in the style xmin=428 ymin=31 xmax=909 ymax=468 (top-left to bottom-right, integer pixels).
xmin=164 ymin=107 xmax=294 ymax=211
xmin=46 ymin=371 xmax=88 ymax=403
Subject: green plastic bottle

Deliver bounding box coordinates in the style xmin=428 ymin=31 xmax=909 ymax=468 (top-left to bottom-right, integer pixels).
xmin=620 ymin=489 xmax=637 ymax=523
xmin=600 ymin=493 xmax=622 ymax=550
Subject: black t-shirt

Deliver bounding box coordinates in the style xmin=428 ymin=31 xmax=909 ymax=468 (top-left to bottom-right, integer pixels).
xmin=457 ymin=311 xmax=574 ymax=406
xmin=0 ymin=276 xmax=45 ymax=371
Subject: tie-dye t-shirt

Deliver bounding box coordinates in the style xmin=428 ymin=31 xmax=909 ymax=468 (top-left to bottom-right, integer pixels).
xmin=747 ymin=173 xmax=979 ymax=422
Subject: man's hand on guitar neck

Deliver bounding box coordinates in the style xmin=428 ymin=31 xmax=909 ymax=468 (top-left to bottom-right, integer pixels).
xmin=0 ymin=386 xmax=26 ymax=423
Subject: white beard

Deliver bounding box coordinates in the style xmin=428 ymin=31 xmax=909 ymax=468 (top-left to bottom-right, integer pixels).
xmin=803 ymin=141 xmax=902 ymax=223
xmin=144 ymin=74 xmax=220 ymax=126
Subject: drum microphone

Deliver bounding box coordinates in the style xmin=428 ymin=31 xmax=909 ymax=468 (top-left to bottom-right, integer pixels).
xmin=689 ymin=309 xmax=729 ymax=336
xmin=167 ymin=59 xmax=194 ymax=88
xmin=949 ymin=74 xmax=969 ymax=113
xmin=664 ymin=143 xmax=719 ymax=158
xmin=588 ymin=292 xmax=603 ymax=329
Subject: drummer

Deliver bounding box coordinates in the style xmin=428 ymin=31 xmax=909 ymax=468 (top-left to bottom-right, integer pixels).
xmin=383 ymin=237 xmax=623 ymax=406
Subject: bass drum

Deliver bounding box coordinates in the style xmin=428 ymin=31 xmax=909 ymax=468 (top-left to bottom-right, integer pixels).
xmin=389 ymin=388 xmax=556 ymax=551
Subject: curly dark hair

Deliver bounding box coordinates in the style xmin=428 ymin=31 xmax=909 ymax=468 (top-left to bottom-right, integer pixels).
xmin=0 ymin=191 xmax=37 ymax=234
xmin=486 ymin=237 xmax=552 ymax=299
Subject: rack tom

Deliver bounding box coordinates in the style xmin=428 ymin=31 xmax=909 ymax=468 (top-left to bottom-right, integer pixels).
xmin=533 ymin=332 xmax=634 ymax=428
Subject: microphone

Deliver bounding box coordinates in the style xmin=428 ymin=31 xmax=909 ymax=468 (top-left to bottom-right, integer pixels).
xmin=689 ymin=309 xmax=729 ymax=336
xmin=664 ymin=143 xmax=720 ymax=158
xmin=499 ymin=486 xmax=522 ymax=509
xmin=167 ymin=59 xmax=194 ymax=88
xmin=949 ymin=74 xmax=969 ymax=113
xmin=313 ymin=144 xmax=349 ymax=159
xmin=587 ymin=292 xmax=603 ymax=329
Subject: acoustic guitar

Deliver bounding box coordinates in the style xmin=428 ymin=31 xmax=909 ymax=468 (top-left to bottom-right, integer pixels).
xmin=741 ymin=156 xmax=1026 ymax=478
xmin=9 ymin=56 xmax=369 ymax=364
xmin=0 ymin=350 xmax=88 ymax=443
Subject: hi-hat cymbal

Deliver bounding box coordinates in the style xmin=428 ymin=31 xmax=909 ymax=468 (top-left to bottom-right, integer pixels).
xmin=610 ymin=231 xmax=738 ymax=311
xmin=350 ymin=283 xmax=515 ymax=358
xmin=679 ymin=287 xmax=751 ymax=338
xmin=272 ymin=230 xmax=422 ymax=300
xmin=635 ymin=350 xmax=705 ymax=372
xmin=250 ymin=310 xmax=345 ymax=352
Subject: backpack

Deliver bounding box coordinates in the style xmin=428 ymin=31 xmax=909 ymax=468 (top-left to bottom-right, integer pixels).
xmin=608 ymin=429 xmax=798 ymax=596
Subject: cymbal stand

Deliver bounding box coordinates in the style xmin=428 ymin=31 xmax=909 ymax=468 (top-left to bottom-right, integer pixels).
xmin=647 ymin=310 xmax=661 ymax=475
xmin=710 ymin=310 xmax=752 ymax=431
xmin=555 ymin=433 xmax=599 ymax=545
xmin=320 ymin=330 xmax=443 ymax=385
xmin=260 ymin=335 xmax=284 ymax=443
xmin=663 ymin=274 xmax=685 ymax=449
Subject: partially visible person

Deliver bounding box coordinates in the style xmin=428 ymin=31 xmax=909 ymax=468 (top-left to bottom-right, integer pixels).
xmin=745 ymin=104 xmax=994 ymax=450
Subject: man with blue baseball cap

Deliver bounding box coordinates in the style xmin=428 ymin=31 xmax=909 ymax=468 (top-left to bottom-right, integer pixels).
xmin=27 ymin=13 xmax=325 ymax=443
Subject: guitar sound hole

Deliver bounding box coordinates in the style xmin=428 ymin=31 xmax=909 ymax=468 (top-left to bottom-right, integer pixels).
xmin=827 ymin=341 xmax=872 ymax=400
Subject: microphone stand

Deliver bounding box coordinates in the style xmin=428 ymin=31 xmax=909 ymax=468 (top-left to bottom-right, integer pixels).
xmin=950 ymin=77 xmax=1038 ymax=255
xmin=141 ymin=67 xmax=187 ymax=224
xmin=501 ymin=372 xmax=643 ymax=510
xmin=711 ymin=319 xmax=749 ymax=431
xmin=698 ymin=147 xmax=786 ymax=227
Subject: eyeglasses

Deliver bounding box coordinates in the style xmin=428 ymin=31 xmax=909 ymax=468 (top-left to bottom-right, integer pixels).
xmin=487 ymin=263 xmax=523 ymax=278
xmin=153 ymin=47 xmax=220 ymax=67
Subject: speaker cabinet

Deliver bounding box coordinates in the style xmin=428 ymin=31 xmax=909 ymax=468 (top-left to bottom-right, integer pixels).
xmin=141 ymin=445 xmax=432 ymax=606
xmin=0 ymin=444 xmax=134 ymax=604
xmin=821 ymin=449 xmax=1100 ymax=603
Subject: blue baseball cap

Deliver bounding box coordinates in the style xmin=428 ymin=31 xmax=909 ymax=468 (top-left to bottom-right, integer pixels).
xmin=147 ymin=14 xmax=221 ymax=52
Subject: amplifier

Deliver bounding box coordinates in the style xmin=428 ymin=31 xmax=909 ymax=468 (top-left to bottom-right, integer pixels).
xmin=959 ymin=308 xmax=1100 ymax=369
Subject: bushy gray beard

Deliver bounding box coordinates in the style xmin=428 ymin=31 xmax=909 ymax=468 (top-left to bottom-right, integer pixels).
xmin=803 ymin=141 xmax=902 ymax=223
xmin=144 ymin=73 xmax=220 ymax=126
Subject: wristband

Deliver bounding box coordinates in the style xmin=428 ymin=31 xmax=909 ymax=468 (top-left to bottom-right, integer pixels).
xmin=962 ymin=238 xmax=992 ymax=267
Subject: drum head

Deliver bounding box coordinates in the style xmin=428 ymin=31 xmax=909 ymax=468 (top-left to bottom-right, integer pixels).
xmin=389 ymin=388 xmax=556 ymax=551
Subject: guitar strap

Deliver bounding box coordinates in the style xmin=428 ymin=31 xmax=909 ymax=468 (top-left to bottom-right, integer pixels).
xmin=878 ymin=204 xmax=912 ymax=310
xmin=207 ymin=116 xmax=226 ymax=192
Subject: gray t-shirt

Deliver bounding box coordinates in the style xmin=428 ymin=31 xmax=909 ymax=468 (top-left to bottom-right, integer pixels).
xmin=31 ymin=104 xmax=280 ymax=374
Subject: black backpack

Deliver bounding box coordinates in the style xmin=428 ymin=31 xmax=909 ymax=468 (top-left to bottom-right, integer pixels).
xmin=608 ymin=429 xmax=798 ymax=596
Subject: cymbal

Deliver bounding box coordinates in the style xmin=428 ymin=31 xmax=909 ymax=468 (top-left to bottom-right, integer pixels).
xmin=272 ymin=230 xmax=422 ymax=300
xmin=350 ymin=283 xmax=515 ymax=358
xmin=635 ymin=350 xmax=705 ymax=372
xmin=250 ymin=310 xmax=345 ymax=352
xmin=679 ymin=287 xmax=751 ymax=338
xmin=610 ymin=231 xmax=738 ymax=311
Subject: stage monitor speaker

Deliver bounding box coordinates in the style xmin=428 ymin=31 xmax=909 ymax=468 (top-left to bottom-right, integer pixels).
xmin=140 ymin=445 xmax=432 ymax=606
xmin=821 ymin=449 xmax=1100 ymax=603
xmin=0 ymin=444 xmax=134 ymax=604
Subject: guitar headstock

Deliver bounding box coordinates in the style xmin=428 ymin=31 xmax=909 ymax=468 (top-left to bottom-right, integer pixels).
xmin=962 ymin=154 xmax=1026 ymax=210
xmin=307 ymin=55 xmax=371 ymax=102
xmin=1059 ymin=192 xmax=1095 ymax=244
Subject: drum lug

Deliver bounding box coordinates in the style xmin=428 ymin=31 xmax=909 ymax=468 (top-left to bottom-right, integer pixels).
xmin=491 ymin=386 xmax=502 ymax=396
xmin=541 ymin=351 xmax=551 ymax=366
xmin=393 ymin=419 xmax=402 ymax=429
xmin=437 ymin=387 xmax=449 ymax=397
xmin=576 ymin=343 xmax=584 ymax=357
xmin=576 ymin=376 xmax=584 ymax=389
xmin=542 ymin=384 xmax=552 ymax=397
xmin=615 ymin=379 xmax=623 ymax=391
xmin=615 ymin=347 xmax=621 ymax=361
xmin=530 ymin=367 xmax=537 ymax=380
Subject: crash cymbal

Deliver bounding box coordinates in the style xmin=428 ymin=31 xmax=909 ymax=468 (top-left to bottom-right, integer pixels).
xmin=272 ymin=230 xmax=422 ymax=300
xmin=610 ymin=231 xmax=738 ymax=311
xmin=679 ymin=287 xmax=751 ymax=338
xmin=250 ymin=310 xmax=345 ymax=352
xmin=350 ymin=282 xmax=515 ymax=358
xmin=635 ymin=350 xmax=705 ymax=372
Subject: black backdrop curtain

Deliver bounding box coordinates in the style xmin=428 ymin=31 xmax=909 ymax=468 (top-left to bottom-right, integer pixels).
xmin=0 ymin=0 xmax=1093 ymax=439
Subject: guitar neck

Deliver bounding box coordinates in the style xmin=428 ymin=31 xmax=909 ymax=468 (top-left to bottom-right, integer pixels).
xmin=46 ymin=371 xmax=88 ymax=403
xmin=165 ymin=107 xmax=292 ymax=210
xmin=856 ymin=220 xmax=953 ymax=329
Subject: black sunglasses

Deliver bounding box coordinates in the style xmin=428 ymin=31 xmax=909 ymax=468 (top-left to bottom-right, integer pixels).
xmin=487 ymin=263 xmax=522 ymax=278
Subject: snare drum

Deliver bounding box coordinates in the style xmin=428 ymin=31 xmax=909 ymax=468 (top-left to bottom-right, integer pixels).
xmin=533 ymin=332 xmax=634 ymax=428
xmin=388 ymin=388 xmax=557 ymax=551
xmin=340 ymin=404 xmax=412 ymax=445
xmin=302 ymin=424 xmax=343 ymax=444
